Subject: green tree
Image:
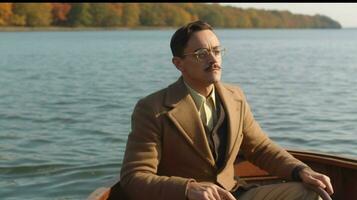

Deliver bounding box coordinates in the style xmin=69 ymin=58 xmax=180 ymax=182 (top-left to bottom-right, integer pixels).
xmin=67 ymin=3 xmax=92 ymax=26
xmin=163 ymin=4 xmax=191 ymax=26
xmin=246 ymin=9 xmax=262 ymax=28
xmin=271 ymin=11 xmax=285 ymax=28
xmin=139 ymin=4 xmax=166 ymax=26
xmin=90 ymin=3 xmax=121 ymax=27
xmin=9 ymin=14 xmax=25 ymax=26
xmin=180 ymin=3 xmax=199 ymax=21
xmin=122 ymin=3 xmax=140 ymax=27
xmin=235 ymin=8 xmax=252 ymax=28
xmin=314 ymin=14 xmax=341 ymax=28
xmin=220 ymin=6 xmax=238 ymax=28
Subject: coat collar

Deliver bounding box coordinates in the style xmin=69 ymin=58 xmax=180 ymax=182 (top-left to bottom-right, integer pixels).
xmin=165 ymin=77 xmax=243 ymax=167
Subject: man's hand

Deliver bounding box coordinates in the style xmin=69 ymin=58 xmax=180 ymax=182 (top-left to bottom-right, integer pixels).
xmin=186 ymin=181 xmax=236 ymax=200
xmin=299 ymin=167 xmax=334 ymax=195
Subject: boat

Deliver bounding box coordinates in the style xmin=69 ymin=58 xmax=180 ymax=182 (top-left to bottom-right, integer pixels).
xmin=235 ymin=149 xmax=357 ymax=200
xmin=88 ymin=149 xmax=357 ymax=200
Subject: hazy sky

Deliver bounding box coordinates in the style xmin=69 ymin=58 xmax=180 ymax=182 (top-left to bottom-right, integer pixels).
xmin=221 ymin=3 xmax=357 ymax=28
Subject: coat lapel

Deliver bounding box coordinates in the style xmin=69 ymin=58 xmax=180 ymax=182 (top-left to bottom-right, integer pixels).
xmin=214 ymin=82 xmax=243 ymax=160
xmin=165 ymin=78 xmax=215 ymax=166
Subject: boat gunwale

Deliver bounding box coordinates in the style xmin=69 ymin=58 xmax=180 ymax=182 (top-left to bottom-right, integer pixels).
xmin=234 ymin=149 xmax=357 ymax=178
xmin=287 ymin=149 xmax=357 ymax=170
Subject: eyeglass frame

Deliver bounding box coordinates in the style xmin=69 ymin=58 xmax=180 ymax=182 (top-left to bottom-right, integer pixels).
xmin=182 ymin=46 xmax=226 ymax=62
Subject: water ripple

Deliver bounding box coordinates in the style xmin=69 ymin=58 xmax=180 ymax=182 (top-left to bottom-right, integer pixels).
xmin=1 ymin=29 xmax=357 ymax=200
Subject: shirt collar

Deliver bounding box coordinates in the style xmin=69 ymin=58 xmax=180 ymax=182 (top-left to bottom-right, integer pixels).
xmin=184 ymin=81 xmax=216 ymax=110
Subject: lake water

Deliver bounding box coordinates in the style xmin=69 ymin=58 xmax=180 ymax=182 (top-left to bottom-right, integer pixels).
xmin=1 ymin=29 xmax=356 ymax=199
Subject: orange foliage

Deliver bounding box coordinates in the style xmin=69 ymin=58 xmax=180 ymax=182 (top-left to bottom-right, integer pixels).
xmin=0 ymin=3 xmax=12 ymax=25
xmin=110 ymin=3 xmax=123 ymax=16
xmin=52 ymin=3 xmax=71 ymax=25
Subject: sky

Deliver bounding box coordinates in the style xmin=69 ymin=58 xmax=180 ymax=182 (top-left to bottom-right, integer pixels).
xmin=220 ymin=3 xmax=357 ymax=28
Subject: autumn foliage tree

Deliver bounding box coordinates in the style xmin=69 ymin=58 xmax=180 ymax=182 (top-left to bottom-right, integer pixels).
xmin=122 ymin=3 xmax=139 ymax=27
xmin=0 ymin=3 xmax=341 ymax=29
xmin=90 ymin=3 xmax=121 ymax=27
xmin=12 ymin=3 xmax=52 ymax=26
xmin=51 ymin=3 xmax=71 ymax=26
xmin=163 ymin=3 xmax=191 ymax=26
xmin=0 ymin=3 xmax=12 ymax=26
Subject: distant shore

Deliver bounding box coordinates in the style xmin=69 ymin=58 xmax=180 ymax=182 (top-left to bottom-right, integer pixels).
xmin=0 ymin=26 xmax=354 ymax=32
xmin=0 ymin=26 xmax=177 ymax=32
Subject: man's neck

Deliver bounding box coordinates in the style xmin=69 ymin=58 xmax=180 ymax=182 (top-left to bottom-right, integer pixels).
xmin=183 ymin=78 xmax=214 ymax=97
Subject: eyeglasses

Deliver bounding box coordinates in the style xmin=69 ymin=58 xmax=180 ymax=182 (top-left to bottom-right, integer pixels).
xmin=183 ymin=46 xmax=226 ymax=62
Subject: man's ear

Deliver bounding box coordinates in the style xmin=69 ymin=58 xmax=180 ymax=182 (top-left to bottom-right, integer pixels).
xmin=172 ymin=57 xmax=184 ymax=72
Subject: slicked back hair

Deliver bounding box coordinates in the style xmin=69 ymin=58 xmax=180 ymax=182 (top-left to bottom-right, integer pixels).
xmin=170 ymin=20 xmax=213 ymax=58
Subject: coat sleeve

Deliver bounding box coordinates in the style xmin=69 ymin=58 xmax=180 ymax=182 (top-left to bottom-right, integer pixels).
xmin=236 ymin=87 xmax=308 ymax=180
xmin=120 ymin=99 xmax=194 ymax=200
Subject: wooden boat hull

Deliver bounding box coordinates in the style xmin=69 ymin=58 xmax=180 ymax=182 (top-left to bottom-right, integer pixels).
xmin=89 ymin=150 xmax=357 ymax=200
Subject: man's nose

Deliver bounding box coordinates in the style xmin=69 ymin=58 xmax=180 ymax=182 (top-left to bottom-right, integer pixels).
xmin=207 ymin=50 xmax=219 ymax=63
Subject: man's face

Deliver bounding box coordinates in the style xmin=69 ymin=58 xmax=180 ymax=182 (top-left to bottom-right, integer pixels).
xmin=175 ymin=30 xmax=222 ymax=87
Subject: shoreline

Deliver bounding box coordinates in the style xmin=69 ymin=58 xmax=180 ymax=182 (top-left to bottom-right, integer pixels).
xmin=0 ymin=26 xmax=177 ymax=32
xmin=0 ymin=26 xmax=354 ymax=32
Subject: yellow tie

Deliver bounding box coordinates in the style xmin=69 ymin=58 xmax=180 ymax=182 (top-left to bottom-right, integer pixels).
xmin=203 ymin=96 xmax=215 ymax=131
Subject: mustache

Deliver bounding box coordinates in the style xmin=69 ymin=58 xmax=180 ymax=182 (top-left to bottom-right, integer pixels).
xmin=204 ymin=63 xmax=221 ymax=71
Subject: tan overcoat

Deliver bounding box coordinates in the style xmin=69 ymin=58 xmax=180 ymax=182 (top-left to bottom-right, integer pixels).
xmin=120 ymin=77 xmax=307 ymax=200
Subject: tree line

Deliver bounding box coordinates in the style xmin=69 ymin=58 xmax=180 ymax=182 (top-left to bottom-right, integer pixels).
xmin=0 ymin=3 xmax=341 ymax=29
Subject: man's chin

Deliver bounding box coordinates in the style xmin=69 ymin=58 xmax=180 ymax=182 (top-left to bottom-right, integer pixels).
xmin=209 ymin=76 xmax=221 ymax=84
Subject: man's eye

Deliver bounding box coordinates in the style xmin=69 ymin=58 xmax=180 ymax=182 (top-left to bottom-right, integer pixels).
xmin=213 ymin=50 xmax=220 ymax=55
xmin=198 ymin=50 xmax=209 ymax=58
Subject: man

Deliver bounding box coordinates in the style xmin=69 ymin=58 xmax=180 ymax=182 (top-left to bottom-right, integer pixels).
xmin=119 ymin=20 xmax=333 ymax=200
